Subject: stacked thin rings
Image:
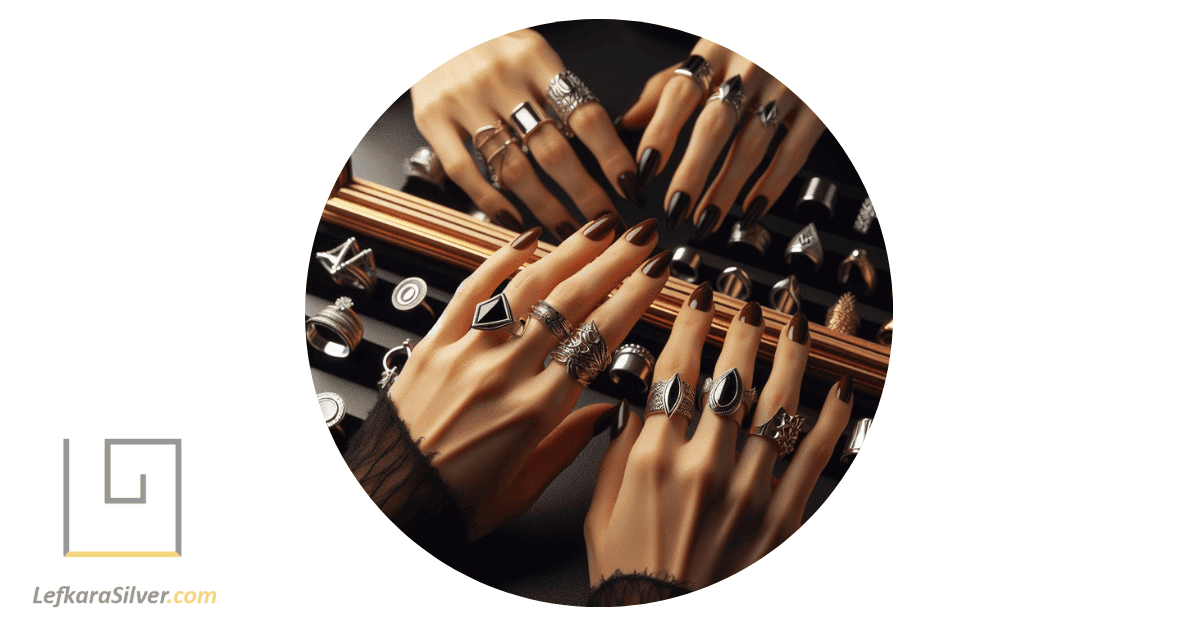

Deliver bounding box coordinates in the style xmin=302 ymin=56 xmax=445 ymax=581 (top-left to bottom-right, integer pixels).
xmin=751 ymin=407 xmax=807 ymax=458
xmin=473 ymin=121 xmax=521 ymax=189
xmin=551 ymin=321 xmax=611 ymax=387
xmin=529 ymin=299 xmax=573 ymax=341
xmin=674 ymin=54 xmax=713 ymax=92
xmin=306 ymin=297 xmax=363 ymax=359
xmin=546 ymin=70 xmax=597 ymax=137
xmin=645 ymin=374 xmax=696 ymax=423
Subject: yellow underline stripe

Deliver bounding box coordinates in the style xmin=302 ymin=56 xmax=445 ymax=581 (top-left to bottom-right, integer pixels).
xmin=65 ymin=551 xmax=180 ymax=557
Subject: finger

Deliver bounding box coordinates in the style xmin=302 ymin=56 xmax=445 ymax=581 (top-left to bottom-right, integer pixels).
xmin=584 ymin=401 xmax=642 ymax=535
xmin=759 ymin=373 xmax=854 ymax=553
xmin=519 ymin=104 xmax=618 ymax=222
xmin=634 ymin=70 xmax=708 ymax=196
xmin=521 ymin=218 xmax=660 ymax=357
xmin=687 ymin=301 xmax=766 ymax=468
xmin=509 ymin=402 xmax=624 ymax=506
xmin=422 ymin=123 xmax=524 ymax=230
xmin=692 ymin=98 xmax=783 ymax=231
xmin=566 ymin=101 xmax=642 ymax=208
xmin=742 ymin=100 xmax=826 ymax=224
xmin=489 ymin=134 xmax=580 ymax=239
xmin=664 ymin=79 xmax=740 ymax=235
xmin=422 ymin=226 xmax=542 ymax=348
xmin=613 ymin=64 xmax=678 ymax=130
xmin=641 ymin=282 xmax=715 ymax=442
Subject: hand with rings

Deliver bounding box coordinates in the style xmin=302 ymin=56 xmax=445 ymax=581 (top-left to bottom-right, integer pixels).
xmin=584 ymin=288 xmax=854 ymax=598
xmin=411 ymin=29 xmax=640 ymax=242
xmin=358 ymin=215 xmax=669 ymax=540
xmin=616 ymin=39 xmax=828 ymax=239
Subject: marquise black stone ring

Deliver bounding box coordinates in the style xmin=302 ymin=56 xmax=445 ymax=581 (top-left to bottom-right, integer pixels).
xmin=702 ymin=368 xmax=758 ymax=416
xmin=645 ymin=373 xmax=697 ymax=423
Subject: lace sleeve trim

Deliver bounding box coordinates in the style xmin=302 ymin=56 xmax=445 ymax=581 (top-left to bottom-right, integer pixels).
xmin=586 ymin=569 xmax=694 ymax=606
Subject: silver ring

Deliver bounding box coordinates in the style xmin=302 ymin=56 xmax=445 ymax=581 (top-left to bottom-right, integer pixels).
xmin=316 ymin=237 xmax=377 ymax=293
xmin=407 ymin=146 xmax=445 ymax=188
xmin=472 ymin=121 xmax=520 ymax=189
xmin=769 ymin=275 xmax=803 ymax=315
xmin=853 ymin=197 xmax=876 ymax=234
xmin=377 ymin=338 xmax=413 ymax=390
xmin=674 ymin=54 xmax=713 ymax=92
xmin=645 ymin=373 xmax=696 ymax=422
xmin=702 ymin=368 xmax=757 ymax=416
xmin=550 ymin=321 xmax=611 ymax=387
xmin=715 ymin=266 xmax=752 ymax=300
xmin=608 ymin=344 xmax=656 ymax=394
xmin=728 ymin=220 xmax=771 ymax=258
xmin=471 ymin=293 xmax=524 ymax=337
xmin=837 ymin=249 xmax=878 ymax=296
xmin=706 ymin=74 xmax=744 ymax=123
xmin=797 ymin=176 xmax=839 ymax=219
xmin=392 ymin=277 xmax=436 ymax=318
xmin=547 ymin=70 xmax=597 ymax=137
xmin=510 ymin=101 xmax=554 ymax=141
xmin=757 ymin=100 xmax=781 ymax=133
xmin=317 ymin=391 xmax=347 ymax=430
xmin=876 ymin=318 xmax=893 ymax=347
xmin=467 ymin=207 xmax=492 ymax=223
xmin=529 ymin=299 xmax=573 ymax=341
xmin=306 ymin=297 xmax=364 ymax=358
xmin=670 ymin=246 xmax=702 ymax=283
xmin=841 ymin=417 xmax=873 ymax=463
xmin=751 ymin=407 xmax=808 ymax=458
xmin=784 ymin=223 xmax=824 ymax=270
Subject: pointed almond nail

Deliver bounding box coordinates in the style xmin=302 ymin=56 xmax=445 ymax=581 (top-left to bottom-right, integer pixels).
xmin=641 ymin=250 xmax=671 ymax=278
xmin=666 ymin=191 xmax=692 ymax=231
xmin=836 ymin=374 xmax=854 ymax=404
xmin=742 ymin=196 xmax=768 ymax=228
xmin=786 ymin=312 xmax=810 ymax=344
xmin=637 ymin=148 xmax=660 ymax=190
xmin=594 ymin=399 xmax=629 ymax=437
xmin=618 ymin=172 xmax=645 ymax=208
xmin=625 ymin=218 xmax=659 ymax=245
xmin=606 ymin=399 xmax=631 ymax=439
xmin=553 ymin=222 xmax=575 ymax=242
xmin=689 ymin=282 xmax=713 ymax=311
xmin=694 ymin=205 xmax=720 ymax=242
xmin=739 ymin=301 xmax=763 ymax=326
xmin=584 ymin=213 xmax=619 ymax=241
xmin=509 ymin=226 xmax=542 ymax=250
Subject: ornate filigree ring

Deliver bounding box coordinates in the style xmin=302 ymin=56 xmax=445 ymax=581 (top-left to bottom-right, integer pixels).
xmin=546 ymin=70 xmax=597 ymax=137
xmin=550 ymin=321 xmax=611 ymax=387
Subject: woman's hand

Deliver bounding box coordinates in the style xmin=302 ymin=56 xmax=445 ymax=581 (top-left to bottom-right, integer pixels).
xmin=411 ymin=29 xmax=640 ymax=241
xmin=374 ymin=216 xmax=669 ymax=539
xmin=584 ymin=287 xmax=853 ymax=592
xmin=618 ymin=39 xmax=827 ymax=238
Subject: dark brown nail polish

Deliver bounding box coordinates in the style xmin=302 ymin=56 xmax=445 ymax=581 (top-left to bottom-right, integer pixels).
xmin=618 ymin=172 xmax=646 ymax=208
xmin=738 ymin=301 xmax=763 ymax=326
xmin=694 ymin=205 xmax=720 ymax=242
xmin=742 ymin=196 xmax=768 ymax=228
xmin=494 ymin=210 xmax=523 ymax=232
xmin=665 ymin=191 xmax=692 ymax=231
xmin=509 ymin=226 xmax=542 ymax=250
xmin=625 ymin=218 xmax=659 ymax=245
xmin=688 ymin=282 xmax=713 ymax=311
xmin=786 ymin=312 xmax=810 ymax=344
xmin=607 ymin=399 xmax=631 ymax=439
xmin=553 ymin=222 xmax=575 ymax=242
xmin=584 ymin=213 xmax=619 ymax=241
xmin=641 ymin=250 xmax=671 ymax=278
xmin=836 ymin=374 xmax=854 ymax=404
xmin=637 ymin=148 xmax=660 ymax=190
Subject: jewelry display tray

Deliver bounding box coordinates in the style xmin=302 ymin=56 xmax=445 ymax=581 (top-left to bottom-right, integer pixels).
xmin=305 ymin=20 xmax=890 ymax=606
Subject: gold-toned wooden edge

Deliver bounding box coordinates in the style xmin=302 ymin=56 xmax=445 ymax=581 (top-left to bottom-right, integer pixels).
xmin=324 ymin=181 xmax=890 ymax=396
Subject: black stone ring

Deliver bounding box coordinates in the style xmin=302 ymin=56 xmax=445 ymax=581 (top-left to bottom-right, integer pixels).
xmin=702 ymin=368 xmax=758 ymax=416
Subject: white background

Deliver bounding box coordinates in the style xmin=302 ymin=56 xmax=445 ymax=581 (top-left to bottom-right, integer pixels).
xmin=69 ymin=441 xmax=178 ymax=552
xmin=3 ymin=1 xmax=1198 ymax=625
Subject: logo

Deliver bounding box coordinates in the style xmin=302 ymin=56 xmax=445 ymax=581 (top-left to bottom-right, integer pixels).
xmin=62 ymin=439 xmax=182 ymax=557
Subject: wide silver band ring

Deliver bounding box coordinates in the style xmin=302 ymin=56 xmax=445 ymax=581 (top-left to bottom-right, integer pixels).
xmin=728 ymin=220 xmax=771 ymax=258
xmin=608 ymin=343 xmax=656 ymax=394
xmin=471 ymin=293 xmax=524 ymax=337
xmin=841 ymin=417 xmax=873 ymax=463
xmin=670 ymin=246 xmax=702 ymax=283
xmin=551 ymin=321 xmax=611 ymax=387
xmin=853 ymin=197 xmax=876 ymax=234
xmin=510 ymin=101 xmax=554 ymax=141
xmin=645 ymin=374 xmax=696 ymax=422
xmin=797 ymin=176 xmax=839 ymax=219
xmin=702 ymin=368 xmax=757 ymax=416
xmin=750 ymin=407 xmax=808 ymax=458
xmin=529 ymin=299 xmax=573 ymax=341
xmin=784 ymin=223 xmax=824 ymax=270
xmin=306 ymin=297 xmax=364 ymax=358
xmin=316 ymin=237 xmax=377 ymax=293
xmin=715 ymin=266 xmax=752 ymax=300
xmin=769 ymin=275 xmax=802 ymax=315
xmin=706 ymin=74 xmax=745 ymax=123
xmin=837 ymin=248 xmax=878 ymax=296
xmin=674 ymin=54 xmax=713 ymax=92
xmin=547 ymin=70 xmax=597 ymax=137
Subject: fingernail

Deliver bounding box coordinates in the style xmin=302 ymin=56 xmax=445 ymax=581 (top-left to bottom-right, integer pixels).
xmin=625 ymin=218 xmax=659 ymax=246
xmin=665 ymin=191 xmax=692 ymax=231
xmin=836 ymin=374 xmax=854 ymax=404
xmin=618 ymin=172 xmax=646 ymax=208
xmin=606 ymin=399 xmax=631 ymax=439
xmin=553 ymin=222 xmax=576 ymax=242
xmin=495 ymin=210 xmax=523 ymax=232
xmin=641 ymin=250 xmax=671 ymax=278
xmin=584 ymin=213 xmax=620 ymax=241
xmin=742 ymin=196 xmax=768 ymax=228
xmin=738 ymin=301 xmax=763 ymax=326
xmin=786 ymin=312 xmax=810 ymax=344
xmin=688 ymin=281 xmax=713 ymax=311
xmin=636 ymin=148 xmax=660 ymax=191
xmin=509 ymin=226 xmax=542 ymax=250
xmin=694 ymin=205 xmax=720 ymax=242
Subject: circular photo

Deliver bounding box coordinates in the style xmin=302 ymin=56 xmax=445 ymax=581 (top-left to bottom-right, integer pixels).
xmin=305 ymin=20 xmax=891 ymax=606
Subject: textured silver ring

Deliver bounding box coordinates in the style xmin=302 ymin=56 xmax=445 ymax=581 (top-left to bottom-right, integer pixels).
xmin=674 ymin=54 xmax=713 ymax=92
xmin=728 ymin=220 xmax=771 ymax=258
xmin=853 ymin=197 xmax=876 ymax=234
xmin=751 ymin=407 xmax=808 ymax=458
xmin=837 ymin=248 xmax=878 ymax=296
xmin=797 ymin=176 xmax=839 ymax=219
xmin=670 ymin=246 xmax=702 ymax=283
xmin=707 ymin=74 xmax=745 ymax=123
xmin=608 ymin=344 xmax=656 ymax=394
xmin=703 ymin=368 xmax=757 ymax=416
xmin=715 ymin=266 xmax=752 ymax=300
xmin=316 ymin=237 xmax=377 ymax=293
xmin=407 ymin=146 xmax=446 ymax=188
xmin=645 ymin=374 xmax=696 ymax=422
xmin=306 ymin=297 xmax=364 ymax=358
xmin=551 ymin=321 xmax=611 ymax=387
xmin=529 ymin=299 xmax=573 ymax=342
xmin=471 ymin=293 xmax=524 ymax=337
xmin=547 ymin=70 xmax=597 ymax=137
xmin=769 ymin=275 xmax=803 ymax=315
xmin=784 ymin=223 xmax=824 ymax=270
xmin=510 ymin=101 xmax=554 ymax=141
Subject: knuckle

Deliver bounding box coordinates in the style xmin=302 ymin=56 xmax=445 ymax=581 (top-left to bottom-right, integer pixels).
xmin=534 ymin=135 xmax=576 ymax=168
xmin=627 ymin=448 xmax=670 ymax=484
xmin=675 ymin=458 xmax=715 ymax=493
